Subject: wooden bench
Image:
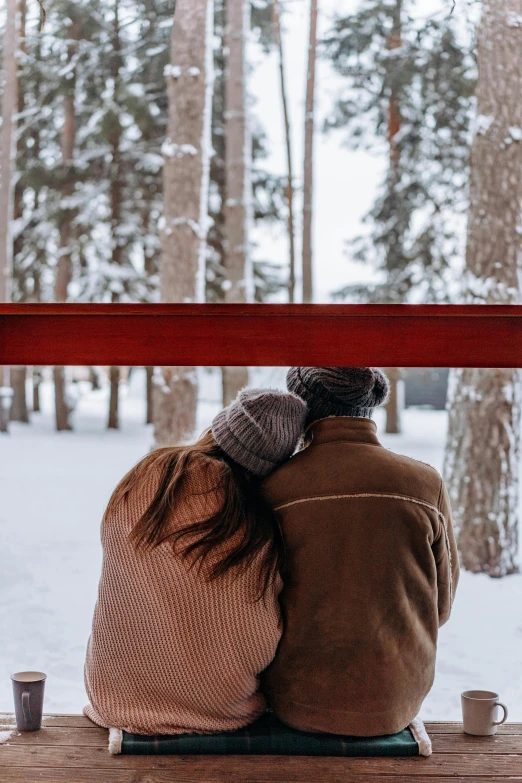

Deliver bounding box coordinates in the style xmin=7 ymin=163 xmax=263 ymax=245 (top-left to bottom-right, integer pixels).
xmin=1 ymin=713 xmax=521 ymax=782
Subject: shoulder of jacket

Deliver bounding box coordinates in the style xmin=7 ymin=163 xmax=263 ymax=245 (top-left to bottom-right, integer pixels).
xmin=263 ymin=448 xmax=307 ymax=486
xmin=384 ymin=447 xmax=441 ymax=478
xmin=379 ymin=449 xmax=444 ymax=507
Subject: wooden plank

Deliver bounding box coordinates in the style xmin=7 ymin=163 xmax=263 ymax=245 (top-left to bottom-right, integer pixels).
xmin=41 ymin=715 xmax=98 ymax=729
xmin=2 ymin=303 xmax=522 ymax=367
xmin=4 ymin=715 xmax=521 ymax=734
xmin=3 ymin=714 xmax=520 ymax=736
xmin=3 ymin=774 xmax=522 ymax=783
xmin=6 ymin=727 xmax=108 ymax=746
xmin=1 ymin=747 xmax=522 ymax=776
xmin=0 ymin=714 xmax=98 ymax=729
xmin=3 ymin=714 xmax=520 ymax=735
xmin=431 ymin=735 xmax=522 ymax=753
xmin=2 ymin=773 xmax=522 ymax=783
xmin=426 ymin=723 xmax=522 ymax=735
xmin=6 ymin=728 xmax=522 ymax=754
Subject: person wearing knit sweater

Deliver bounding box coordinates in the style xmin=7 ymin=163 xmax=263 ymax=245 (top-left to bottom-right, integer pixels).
xmin=84 ymin=388 xmax=306 ymax=736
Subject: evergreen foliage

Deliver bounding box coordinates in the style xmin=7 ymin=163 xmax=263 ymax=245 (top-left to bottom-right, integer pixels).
xmin=325 ymin=1 xmax=476 ymax=303
xmin=12 ymin=0 xmax=284 ymax=307
xmin=13 ymin=0 xmax=171 ymax=305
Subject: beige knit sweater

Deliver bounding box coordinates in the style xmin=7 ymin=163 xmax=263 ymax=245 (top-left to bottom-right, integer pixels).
xmin=84 ymin=456 xmax=282 ymax=735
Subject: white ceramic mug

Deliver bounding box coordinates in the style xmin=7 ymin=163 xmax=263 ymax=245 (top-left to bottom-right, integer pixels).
xmin=461 ymin=690 xmax=508 ymax=735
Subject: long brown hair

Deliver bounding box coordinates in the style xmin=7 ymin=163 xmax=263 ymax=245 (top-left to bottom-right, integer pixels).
xmin=104 ymin=430 xmax=285 ymax=599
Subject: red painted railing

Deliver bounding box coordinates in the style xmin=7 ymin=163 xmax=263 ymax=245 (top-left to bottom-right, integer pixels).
xmin=0 ymin=303 xmax=520 ymax=367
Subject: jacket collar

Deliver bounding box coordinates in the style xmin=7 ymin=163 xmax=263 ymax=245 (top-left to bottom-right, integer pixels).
xmin=306 ymin=416 xmax=381 ymax=447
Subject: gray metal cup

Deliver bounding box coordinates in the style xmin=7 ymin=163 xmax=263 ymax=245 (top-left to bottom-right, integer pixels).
xmin=11 ymin=671 xmax=47 ymax=731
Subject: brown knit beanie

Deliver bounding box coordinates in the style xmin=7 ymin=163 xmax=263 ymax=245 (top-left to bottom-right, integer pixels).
xmin=286 ymin=367 xmax=390 ymax=424
xmin=211 ymin=388 xmax=307 ymax=477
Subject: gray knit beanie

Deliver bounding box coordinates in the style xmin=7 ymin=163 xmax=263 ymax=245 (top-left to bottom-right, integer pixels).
xmin=286 ymin=367 xmax=390 ymax=424
xmin=211 ymin=388 xmax=307 ymax=477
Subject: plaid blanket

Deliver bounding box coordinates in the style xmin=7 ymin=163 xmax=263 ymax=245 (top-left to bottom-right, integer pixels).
xmin=111 ymin=712 xmax=431 ymax=757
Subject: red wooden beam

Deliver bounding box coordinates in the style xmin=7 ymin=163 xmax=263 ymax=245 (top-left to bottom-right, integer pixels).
xmin=0 ymin=303 xmax=521 ymax=367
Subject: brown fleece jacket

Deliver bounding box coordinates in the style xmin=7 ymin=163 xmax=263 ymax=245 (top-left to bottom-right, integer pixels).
xmin=261 ymin=416 xmax=459 ymax=737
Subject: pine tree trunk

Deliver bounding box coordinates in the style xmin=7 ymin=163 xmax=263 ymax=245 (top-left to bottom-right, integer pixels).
xmin=384 ymin=367 xmax=402 ymax=434
xmin=221 ymin=0 xmax=250 ymax=406
xmin=155 ymin=0 xmax=214 ymax=446
xmin=8 ymin=1 xmax=28 ymax=427
xmin=32 ymin=367 xmax=42 ymax=412
xmin=28 ymin=32 xmax=44 ymax=311
xmin=89 ymin=367 xmax=101 ymax=390
xmin=387 ymin=0 xmax=402 ymax=169
xmin=382 ymin=0 xmax=403 ymax=434
xmin=107 ymin=0 xmax=123 ymax=430
xmin=10 ymin=366 xmax=29 ymax=423
xmin=273 ymin=0 xmax=296 ymax=304
xmin=302 ymin=0 xmax=318 ymax=304
xmin=54 ymin=367 xmax=72 ymax=431
xmin=146 ymin=366 xmax=154 ymax=424
xmin=224 ymin=0 xmax=250 ymax=302
xmin=443 ymin=0 xmax=522 ymax=577
xmin=54 ymin=23 xmax=78 ymax=432
xmin=0 ymin=0 xmax=19 ymax=433
xmin=222 ymin=367 xmax=248 ymax=406
xmin=0 ymin=0 xmax=17 ymax=305
xmin=12 ymin=0 xmax=26 ymax=285
xmin=107 ymin=366 xmax=120 ymax=429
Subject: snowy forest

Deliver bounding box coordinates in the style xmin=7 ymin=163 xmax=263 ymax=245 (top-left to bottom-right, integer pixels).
xmin=1 ymin=0 xmax=522 ymax=716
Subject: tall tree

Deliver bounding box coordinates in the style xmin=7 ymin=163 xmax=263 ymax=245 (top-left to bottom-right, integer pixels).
xmin=10 ymin=0 xmax=29 ymax=424
xmin=54 ymin=9 xmax=81 ymax=432
xmin=77 ymin=0 xmax=169 ymax=426
xmin=383 ymin=366 xmax=402 ymax=433
xmin=12 ymin=3 xmax=50 ymax=421
xmin=221 ymin=0 xmax=251 ymax=406
xmin=327 ymin=4 xmax=474 ymax=303
xmin=206 ymin=0 xmax=286 ymax=308
xmin=33 ymin=367 xmax=42 ymax=412
xmin=154 ymin=0 xmax=214 ymax=446
xmin=0 ymin=0 xmax=19 ymax=432
xmin=326 ymin=2 xmax=475 ymax=430
xmin=10 ymin=368 xmax=29 ymax=422
xmin=382 ymin=0 xmax=402 ymax=434
xmin=128 ymin=0 xmax=173 ymax=425
xmin=443 ymin=0 xmax=522 ymax=577
xmin=107 ymin=0 xmax=124 ymax=430
xmin=302 ymin=0 xmax=318 ymax=304
xmin=273 ymin=0 xmax=295 ymax=303
xmin=11 ymin=3 xmax=52 ymax=311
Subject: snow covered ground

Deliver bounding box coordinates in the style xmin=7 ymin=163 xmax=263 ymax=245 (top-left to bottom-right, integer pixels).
xmin=1 ymin=369 xmax=521 ymax=720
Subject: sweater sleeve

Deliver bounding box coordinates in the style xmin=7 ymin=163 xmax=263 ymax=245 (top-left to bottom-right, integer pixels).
xmin=433 ymin=478 xmax=460 ymax=627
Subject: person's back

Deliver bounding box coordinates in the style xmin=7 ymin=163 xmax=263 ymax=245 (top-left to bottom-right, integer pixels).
xmin=84 ymin=388 xmax=306 ymax=735
xmin=262 ymin=368 xmax=459 ymax=737
xmin=85 ymin=453 xmax=282 ymax=735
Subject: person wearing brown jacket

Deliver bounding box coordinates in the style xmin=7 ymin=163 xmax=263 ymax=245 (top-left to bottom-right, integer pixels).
xmin=262 ymin=367 xmax=459 ymax=737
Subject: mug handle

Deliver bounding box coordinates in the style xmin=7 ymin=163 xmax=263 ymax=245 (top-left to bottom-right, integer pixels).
xmin=22 ymin=692 xmax=31 ymax=723
xmin=493 ymin=702 xmax=508 ymax=726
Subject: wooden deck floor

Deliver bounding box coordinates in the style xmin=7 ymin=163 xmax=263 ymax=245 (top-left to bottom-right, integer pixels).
xmin=1 ymin=714 xmax=521 ymax=782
